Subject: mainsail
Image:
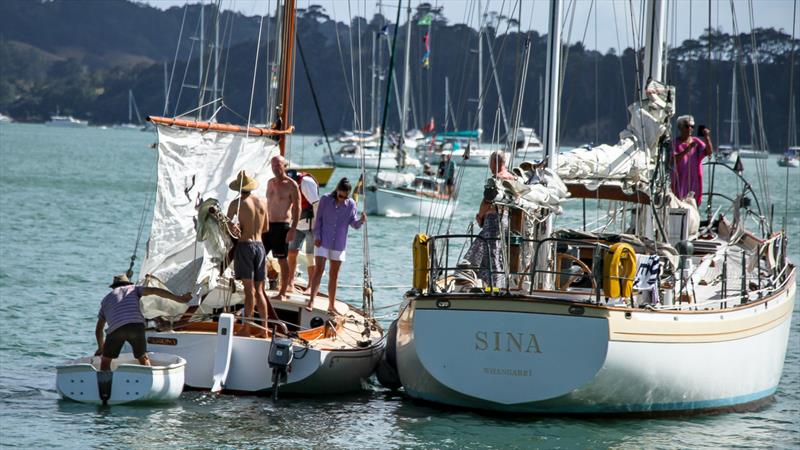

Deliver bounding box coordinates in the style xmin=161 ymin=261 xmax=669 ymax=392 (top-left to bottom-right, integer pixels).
xmin=139 ymin=124 xmax=279 ymax=318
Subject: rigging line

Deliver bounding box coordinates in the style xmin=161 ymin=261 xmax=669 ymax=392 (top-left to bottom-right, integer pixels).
xmin=376 ymin=0 xmax=404 ymax=174
xmin=246 ymin=12 xmax=266 ymax=135
xmin=783 ymin=0 xmax=797 ymax=231
xmin=175 ymin=16 xmax=201 ymax=116
xmin=219 ymin=3 xmax=236 ymax=99
xmin=346 ymin=0 xmax=360 ymax=131
xmin=164 ymin=1 xmax=190 ymax=116
xmin=611 ymin=1 xmax=629 ymax=113
xmin=296 ymin=33 xmax=337 ymax=164
xmin=330 ymin=0 xmax=359 ymax=126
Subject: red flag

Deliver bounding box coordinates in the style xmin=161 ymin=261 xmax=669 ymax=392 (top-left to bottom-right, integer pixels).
xmin=422 ymin=117 xmax=435 ymax=134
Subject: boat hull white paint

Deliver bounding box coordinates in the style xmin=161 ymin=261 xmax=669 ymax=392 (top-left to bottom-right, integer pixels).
xmin=396 ymin=282 xmax=795 ymax=413
xmin=56 ymin=353 xmax=186 ymax=405
xmin=322 ymin=154 xmax=420 ymax=169
xmin=146 ymin=331 xmax=383 ymax=394
xmin=365 ymin=187 xmax=456 ymax=219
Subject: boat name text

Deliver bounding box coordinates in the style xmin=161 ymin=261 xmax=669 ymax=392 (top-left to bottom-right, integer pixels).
xmin=474 ymin=331 xmax=542 ymax=353
xmin=147 ymin=337 xmax=177 ymax=346
xmin=482 ymin=367 xmax=533 ymax=377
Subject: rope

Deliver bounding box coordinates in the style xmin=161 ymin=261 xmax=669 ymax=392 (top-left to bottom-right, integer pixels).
xmin=246 ymin=12 xmax=266 ymax=136
xmin=163 ymin=1 xmax=189 ymax=116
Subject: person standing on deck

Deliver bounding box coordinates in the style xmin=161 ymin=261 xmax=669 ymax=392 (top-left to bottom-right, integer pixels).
xmin=95 ymin=274 xmax=191 ymax=370
xmin=286 ymin=169 xmax=320 ymax=293
xmin=227 ymin=170 xmax=272 ymax=337
xmin=437 ymin=152 xmax=456 ymax=196
xmin=671 ymin=115 xmax=713 ymax=206
xmin=307 ymin=178 xmax=366 ymax=314
xmin=264 ymin=156 xmax=301 ymax=301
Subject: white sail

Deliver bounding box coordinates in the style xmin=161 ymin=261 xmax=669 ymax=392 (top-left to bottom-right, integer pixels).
xmin=139 ymin=125 xmax=279 ymax=318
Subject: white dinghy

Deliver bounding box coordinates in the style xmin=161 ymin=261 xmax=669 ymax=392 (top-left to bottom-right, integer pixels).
xmin=56 ymin=353 xmax=186 ymax=405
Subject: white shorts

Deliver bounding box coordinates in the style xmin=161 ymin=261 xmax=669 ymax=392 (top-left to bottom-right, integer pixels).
xmin=314 ymin=246 xmax=346 ymax=262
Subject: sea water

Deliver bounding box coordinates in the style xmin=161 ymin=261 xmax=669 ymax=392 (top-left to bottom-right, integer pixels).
xmin=0 ymin=123 xmax=797 ymax=448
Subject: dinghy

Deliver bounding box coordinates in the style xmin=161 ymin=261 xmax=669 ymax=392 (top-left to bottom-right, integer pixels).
xmin=56 ymin=353 xmax=186 ymax=405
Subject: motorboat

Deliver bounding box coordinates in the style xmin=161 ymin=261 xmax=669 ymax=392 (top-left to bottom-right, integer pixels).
xmin=365 ymin=172 xmax=457 ymax=219
xmin=46 ymin=115 xmax=88 ymax=127
xmin=777 ymin=146 xmax=799 ymax=168
xmin=56 ymin=353 xmax=186 ymax=405
xmin=508 ymin=127 xmax=544 ymax=162
xmin=418 ymin=130 xmax=504 ymax=167
xmin=322 ymin=144 xmax=420 ymax=169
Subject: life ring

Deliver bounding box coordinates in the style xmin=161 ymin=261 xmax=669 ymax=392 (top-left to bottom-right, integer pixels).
xmin=602 ymin=243 xmax=637 ymax=298
xmin=412 ymin=233 xmax=429 ymax=291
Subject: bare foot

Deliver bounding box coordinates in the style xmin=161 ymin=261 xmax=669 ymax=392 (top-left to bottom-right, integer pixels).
xmin=236 ymin=327 xmax=252 ymax=338
xmin=304 ymin=299 xmax=314 ymax=312
xmin=271 ymin=293 xmax=287 ymax=302
xmin=327 ymin=307 xmax=337 ymax=316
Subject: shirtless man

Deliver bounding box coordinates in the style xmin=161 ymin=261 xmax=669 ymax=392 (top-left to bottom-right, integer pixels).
xmin=264 ymin=156 xmax=300 ymax=301
xmin=226 ymin=170 xmax=271 ymax=338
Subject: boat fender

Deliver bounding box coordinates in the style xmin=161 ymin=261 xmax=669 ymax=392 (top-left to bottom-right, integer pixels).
xmin=602 ymin=243 xmax=637 ymax=298
xmin=412 ymin=234 xmax=429 ymax=291
xmin=97 ymin=370 xmax=113 ymax=406
xmin=376 ymin=320 xmax=401 ymax=390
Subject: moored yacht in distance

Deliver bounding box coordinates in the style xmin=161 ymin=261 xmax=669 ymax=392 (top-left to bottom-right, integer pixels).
xmin=46 ymin=115 xmax=88 ymax=127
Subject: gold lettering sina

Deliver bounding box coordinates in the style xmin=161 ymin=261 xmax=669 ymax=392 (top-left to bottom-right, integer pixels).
xmin=475 ymin=331 xmax=488 ymax=350
xmin=527 ymin=334 xmax=543 ymax=353
xmin=506 ymin=332 xmax=523 ymax=352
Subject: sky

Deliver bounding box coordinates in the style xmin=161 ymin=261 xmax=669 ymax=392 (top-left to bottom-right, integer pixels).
xmin=141 ymin=0 xmax=799 ymax=52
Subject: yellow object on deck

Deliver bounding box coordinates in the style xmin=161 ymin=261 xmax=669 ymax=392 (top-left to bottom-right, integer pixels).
xmin=298 ymin=166 xmax=335 ymax=187
xmin=412 ymin=234 xmax=430 ymax=291
xmin=603 ymin=242 xmax=637 ymax=298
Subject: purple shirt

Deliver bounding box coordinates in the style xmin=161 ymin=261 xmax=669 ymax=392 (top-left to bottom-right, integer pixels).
xmin=98 ymin=285 xmax=145 ymax=334
xmin=671 ymin=137 xmax=707 ymax=206
xmin=313 ymin=192 xmax=362 ymax=252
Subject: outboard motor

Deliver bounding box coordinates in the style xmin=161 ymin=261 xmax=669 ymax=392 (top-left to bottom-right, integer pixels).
xmin=97 ymin=371 xmax=113 ymax=406
xmin=268 ymin=336 xmax=294 ymax=401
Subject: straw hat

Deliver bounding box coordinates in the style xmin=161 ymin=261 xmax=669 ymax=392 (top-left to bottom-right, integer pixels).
xmin=229 ymin=170 xmax=259 ymax=192
xmin=109 ymin=274 xmax=133 ymax=288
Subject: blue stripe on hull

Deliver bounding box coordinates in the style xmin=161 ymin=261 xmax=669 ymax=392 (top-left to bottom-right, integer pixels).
xmin=405 ymin=387 xmax=778 ymax=414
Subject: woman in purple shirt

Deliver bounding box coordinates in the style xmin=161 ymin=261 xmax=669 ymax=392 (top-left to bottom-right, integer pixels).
xmin=672 ymin=115 xmax=713 ymax=206
xmin=307 ymin=178 xmax=366 ymax=314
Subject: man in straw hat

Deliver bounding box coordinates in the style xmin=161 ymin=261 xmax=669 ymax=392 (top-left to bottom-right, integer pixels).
xmin=264 ymin=155 xmax=301 ymax=301
xmin=95 ymin=274 xmax=191 ymax=370
xmin=227 ymin=170 xmax=272 ymax=337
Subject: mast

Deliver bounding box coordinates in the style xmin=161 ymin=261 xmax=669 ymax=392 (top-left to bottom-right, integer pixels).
xmin=400 ymin=1 xmax=412 ymax=141
xmin=371 ymin=31 xmax=377 ymax=132
xmin=642 ymin=0 xmax=667 ymax=95
xmin=163 ymin=61 xmax=169 ymax=115
xmin=444 ymin=76 xmax=450 ymax=133
xmin=213 ymin=4 xmax=220 ymax=112
xmin=277 ymin=0 xmax=297 ymax=156
xmin=730 ymin=65 xmax=739 ymax=148
xmin=128 ymin=90 xmax=133 ymax=123
xmin=477 ymin=0 xmax=483 ymax=142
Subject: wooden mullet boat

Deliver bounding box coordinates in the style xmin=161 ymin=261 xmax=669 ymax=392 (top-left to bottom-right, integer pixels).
xmin=133 ymin=0 xmax=383 ymax=397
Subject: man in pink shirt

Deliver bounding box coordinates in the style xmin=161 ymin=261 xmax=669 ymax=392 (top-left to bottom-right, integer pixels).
xmin=672 ymin=115 xmax=713 ymax=206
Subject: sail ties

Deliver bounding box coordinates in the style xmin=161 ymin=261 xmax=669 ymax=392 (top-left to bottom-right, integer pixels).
xmin=146 ymin=116 xmax=294 ymax=137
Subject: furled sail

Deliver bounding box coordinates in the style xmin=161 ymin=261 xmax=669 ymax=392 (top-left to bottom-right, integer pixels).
xmin=556 ymin=80 xmax=674 ymax=189
xmin=139 ymin=124 xmax=279 ymax=318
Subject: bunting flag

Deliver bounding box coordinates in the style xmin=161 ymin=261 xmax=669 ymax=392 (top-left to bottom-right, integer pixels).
xmin=353 ymin=173 xmax=365 ymax=203
xmin=417 ymin=12 xmax=433 ymax=26
xmin=421 ymin=31 xmax=431 ymax=69
xmin=422 ymin=117 xmax=435 ymax=134
xmin=733 ymin=153 xmax=744 ymax=174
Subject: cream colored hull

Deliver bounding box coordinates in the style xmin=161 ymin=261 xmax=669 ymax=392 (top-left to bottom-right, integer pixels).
xmin=395 ymin=276 xmax=795 ymax=413
xmin=366 ymin=187 xmax=457 ymax=219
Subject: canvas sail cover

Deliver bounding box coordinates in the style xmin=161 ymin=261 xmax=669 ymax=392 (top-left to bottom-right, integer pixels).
xmin=139 ymin=125 xmax=279 ymax=318
xmin=555 ymin=80 xmax=674 ymax=189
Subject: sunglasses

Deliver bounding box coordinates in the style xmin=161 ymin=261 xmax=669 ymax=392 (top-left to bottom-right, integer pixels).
xmin=685 ymin=124 xmax=695 ymax=129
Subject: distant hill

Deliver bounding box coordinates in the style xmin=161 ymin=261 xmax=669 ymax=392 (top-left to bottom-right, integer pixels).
xmin=1 ymin=0 xmax=797 ymax=150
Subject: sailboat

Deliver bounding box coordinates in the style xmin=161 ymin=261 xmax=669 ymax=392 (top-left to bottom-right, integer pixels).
xmin=135 ymin=0 xmax=383 ymax=396
xmin=115 ymin=90 xmax=144 ymax=130
xmin=382 ymin=0 xmax=795 ymax=414
xmin=365 ymin=1 xmax=456 ymax=219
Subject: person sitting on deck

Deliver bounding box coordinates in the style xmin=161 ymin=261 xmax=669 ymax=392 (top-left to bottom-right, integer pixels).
xmin=95 ymin=274 xmax=191 ymax=371
xmin=671 ymin=115 xmax=713 ymax=206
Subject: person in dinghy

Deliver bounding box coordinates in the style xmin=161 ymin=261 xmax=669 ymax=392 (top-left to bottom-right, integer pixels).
xmin=95 ymin=274 xmax=191 ymax=370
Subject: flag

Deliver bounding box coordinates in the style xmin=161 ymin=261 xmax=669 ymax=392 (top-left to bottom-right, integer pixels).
xmin=421 ymin=31 xmax=431 ymax=69
xmin=417 ymin=12 xmax=433 ymax=26
xmin=422 ymin=117 xmax=435 ymax=134
xmin=380 ymin=25 xmax=389 ymax=36
xmin=733 ymin=153 xmax=744 ymax=174
xmin=353 ymin=173 xmax=365 ymax=203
